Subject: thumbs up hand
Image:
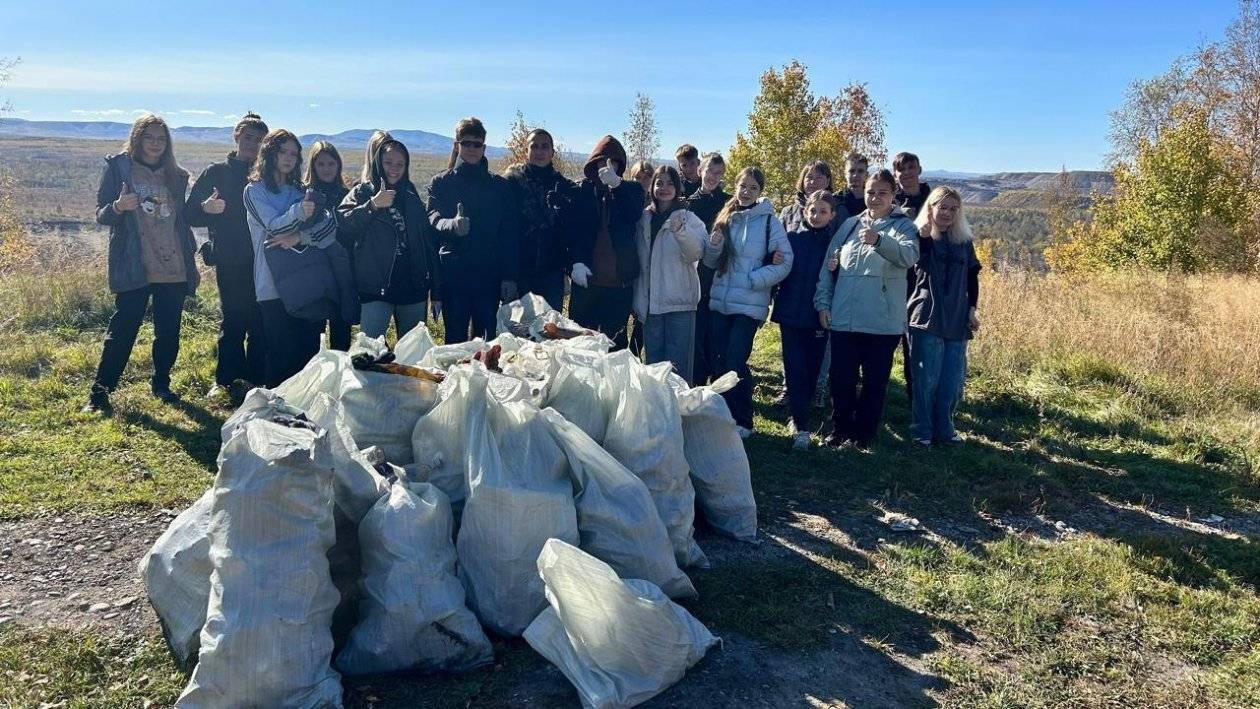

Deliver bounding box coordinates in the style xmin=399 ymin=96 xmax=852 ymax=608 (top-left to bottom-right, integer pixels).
xmin=201 ymin=186 xmax=226 ymax=215
xmin=300 ymin=190 xmax=316 ymax=219
xmin=597 ymin=158 xmax=622 ymax=188
xmin=113 ymin=181 xmax=139 ymax=213
xmin=371 ymin=183 xmax=396 ymax=209
xmin=452 ymin=202 xmax=470 ymax=236
xmin=667 ymin=210 xmax=687 ymax=233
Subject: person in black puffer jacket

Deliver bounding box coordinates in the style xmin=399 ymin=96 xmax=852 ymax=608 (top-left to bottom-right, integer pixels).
xmin=338 ymin=138 xmax=440 ymax=341
xmin=502 ymin=128 xmax=574 ymax=311
xmin=566 ymin=135 xmax=645 ymax=350
xmin=185 ymin=112 xmax=268 ymax=398
xmin=427 ymin=117 xmax=520 ymax=343
xmin=304 ymin=140 xmax=352 ymax=349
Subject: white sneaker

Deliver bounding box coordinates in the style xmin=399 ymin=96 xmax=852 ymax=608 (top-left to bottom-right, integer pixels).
xmin=792 ymin=431 xmax=810 ymax=450
xmin=736 ymin=426 xmax=752 ymax=439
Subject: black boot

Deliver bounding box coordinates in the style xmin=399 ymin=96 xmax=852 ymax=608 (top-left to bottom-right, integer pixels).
xmin=81 ymin=383 xmax=113 ymax=415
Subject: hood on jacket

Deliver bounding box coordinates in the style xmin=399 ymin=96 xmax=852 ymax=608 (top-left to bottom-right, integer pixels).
xmin=369 ymin=138 xmax=415 ymax=193
xmin=583 ymin=135 xmax=628 ymax=183
xmin=732 ymin=197 xmax=776 ymax=221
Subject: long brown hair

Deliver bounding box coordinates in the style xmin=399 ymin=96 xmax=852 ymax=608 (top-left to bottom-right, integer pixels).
xmin=304 ymin=140 xmax=347 ymax=188
xmin=447 ymin=117 xmax=487 ymax=169
xmin=650 ymin=165 xmax=684 ymax=212
xmin=250 ymin=129 xmax=303 ymax=192
xmin=795 ymin=160 xmax=833 ymax=193
xmin=122 ymin=114 xmax=188 ymax=203
xmin=712 ymin=166 xmax=766 ymax=274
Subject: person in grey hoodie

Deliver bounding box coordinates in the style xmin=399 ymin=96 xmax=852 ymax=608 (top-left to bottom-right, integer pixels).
xmin=633 ymin=165 xmax=708 ymax=384
xmin=815 ymin=169 xmax=919 ymax=449
xmin=702 ymin=166 xmax=793 ymax=436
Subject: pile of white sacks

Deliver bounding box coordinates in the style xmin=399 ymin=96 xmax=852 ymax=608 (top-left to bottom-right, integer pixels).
xmin=140 ymin=295 xmax=754 ymax=708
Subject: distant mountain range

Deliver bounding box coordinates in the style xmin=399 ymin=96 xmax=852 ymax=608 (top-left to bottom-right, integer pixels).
xmin=0 ymin=118 xmax=510 ymax=157
xmin=0 ymin=119 xmax=1113 ymax=203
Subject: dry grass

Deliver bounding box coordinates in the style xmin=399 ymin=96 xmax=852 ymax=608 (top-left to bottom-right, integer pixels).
xmin=974 ymin=270 xmax=1260 ymax=411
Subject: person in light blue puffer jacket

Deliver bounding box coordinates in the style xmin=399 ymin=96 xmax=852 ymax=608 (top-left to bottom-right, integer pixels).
xmin=701 ymin=166 xmax=793 ymax=436
xmin=814 ymin=169 xmax=919 ymax=449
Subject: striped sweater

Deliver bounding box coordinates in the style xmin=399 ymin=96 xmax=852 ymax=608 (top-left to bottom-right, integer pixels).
xmin=243 ymin=182 xmax=337 ymax=301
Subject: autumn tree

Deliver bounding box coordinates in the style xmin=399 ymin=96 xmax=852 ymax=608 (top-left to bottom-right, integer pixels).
xmin=1050 ymin=108 xmax=1254 ymax=273
xmin=496 ymin=109 xmax=569 ymax=176
xmin=623 ymin=93 xmax=660 ymax=165
xmin=729 ymin=61 xmax=886 ymax=206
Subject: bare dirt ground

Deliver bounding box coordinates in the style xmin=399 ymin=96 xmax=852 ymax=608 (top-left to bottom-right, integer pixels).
xmin=2 ymin=498 xmax=1254 ymax=708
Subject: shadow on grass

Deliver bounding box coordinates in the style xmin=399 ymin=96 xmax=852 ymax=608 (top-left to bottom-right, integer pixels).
xmin=124 ymin=397 xmax=225 ymax=471
xmin=744 ymin=358 xmax=1260 ymax=594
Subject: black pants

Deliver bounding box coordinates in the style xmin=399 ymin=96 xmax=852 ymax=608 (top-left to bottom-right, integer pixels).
xmin=629 ymin=316 xmax=645 ymax=357
xmin=692 ymin=298 xmax=713 ymax=384
xmin=780 ymin=324 xmax=828 ymax=431
xmin=569 ymin=284 xmax=634 ymax=351
xmin=94 ymin=282 xmax=187 ymax=391
xmin=215 ymin=286 xmax=267 ymax=387
xmin=259 ymin=299 xmax=321 ymax=388
xmin=442 ymin=285 xmax=499 ymax=344
xmin=829 ymin=331 xmax=900 ymax=446
xmin=901 ymin=333 xmax=913 ymax=399
xmin=708 ymin=312 xmax=760 ymax=429
xmin=517 ymin=270 xmax=566 ymax=313
xmin=326 ymin=313 xmax=352 ymax=352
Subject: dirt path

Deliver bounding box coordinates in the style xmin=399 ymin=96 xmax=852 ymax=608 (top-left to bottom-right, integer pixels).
xmin=3 ymin=497 xmax=1253 ymax=708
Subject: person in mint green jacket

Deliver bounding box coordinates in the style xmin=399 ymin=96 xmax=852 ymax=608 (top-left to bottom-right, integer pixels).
xmin=814 ymin=169 xmax=919 ymax=449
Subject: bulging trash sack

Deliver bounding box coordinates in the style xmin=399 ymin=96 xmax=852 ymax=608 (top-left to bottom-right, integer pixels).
xmin=178 ymin=418 xmax=342 ymax=709
xmin=600 ymin=351 xmax=707 ymax=569
xmin=410 ymin=368 xmax=479 ymax=513
xmin=540 ymin=408 xmax=695 ymax=599
xmin=419 ymin=338 xmax=487 ymax=369
xmin=457 ymin=374 xmax=579 ymax=637
xmin=335 ymin=479 xmax=493 ymax=676
xmin=673 ymin=372 xmax=758 ymax=542
xmin=305 ymin=393 xmax=388 ymax=523
xmin=393 ymin=321 xmax=436 ymax=365
xmin=545 ymin=349 xmax=608 ymax=443
xmin=496 ymin=292 xmax=558 ymax=337
xmin=523 ymin=539 xmax=720 ymax=709
xmin=276 ymin=342 xmax=440 ymax=465
xmin=138 ymin=488 xmax=215 ymax=669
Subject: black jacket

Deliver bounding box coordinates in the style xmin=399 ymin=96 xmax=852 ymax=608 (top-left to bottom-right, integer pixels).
xmin=426 ymin=158 xmax=520 ymax=292
xmin=771 ymin=224 xmax=833 ymax=329
xmin=185 ymin=153 xmax=253 ymax=300
xmin=503 ymin=162 xmax=575 ymax=280
xmin=568 ymin=178 xmax=645 ymax=284
xmin=338 ymin=181 xmax=440 ymax=304
xmin=685 ymin=187 xmax=729 ymax=302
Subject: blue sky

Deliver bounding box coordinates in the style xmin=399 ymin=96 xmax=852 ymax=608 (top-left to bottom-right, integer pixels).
xmin=0 ymin=0 xmax=1241 ymax=173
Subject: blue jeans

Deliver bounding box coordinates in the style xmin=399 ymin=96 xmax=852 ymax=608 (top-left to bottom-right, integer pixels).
xmin=360 ymin=300 xmax=428 ymax=341
xmin=643 ymin=311 xmax=696 ymax=385
xmin=909 ymin=329 xmax=968 ymax=442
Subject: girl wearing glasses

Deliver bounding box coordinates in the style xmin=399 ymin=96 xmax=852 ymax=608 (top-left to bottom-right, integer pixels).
xmin=83 ymin=114 xmax=200 ymax=414
xmin=338 ymin=138 xmax=440 ymax=341
xmin=426 ymin=117 xmax=520 ymax=343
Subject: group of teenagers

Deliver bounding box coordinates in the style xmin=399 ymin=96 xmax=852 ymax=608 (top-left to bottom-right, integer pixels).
xmin=83 ymin=111 xmax=981 ymax=451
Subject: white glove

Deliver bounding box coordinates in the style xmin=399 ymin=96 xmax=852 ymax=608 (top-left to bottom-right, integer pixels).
xmin=571 ymin=262 xmax=592 ymax=288
xmin=597 ymin=158 xmax=622 ymax=189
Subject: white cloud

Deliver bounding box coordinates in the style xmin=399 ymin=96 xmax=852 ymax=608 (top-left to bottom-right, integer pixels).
xmin=179 ymin=109 xmax=215 ymax=115
xmin=307 ymin=103 xmax=320 ymax=109
xmin=70 ymin=108 xmax=127 ymax=117
xmin=223 ymin=114 xmax=238 ymax=121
